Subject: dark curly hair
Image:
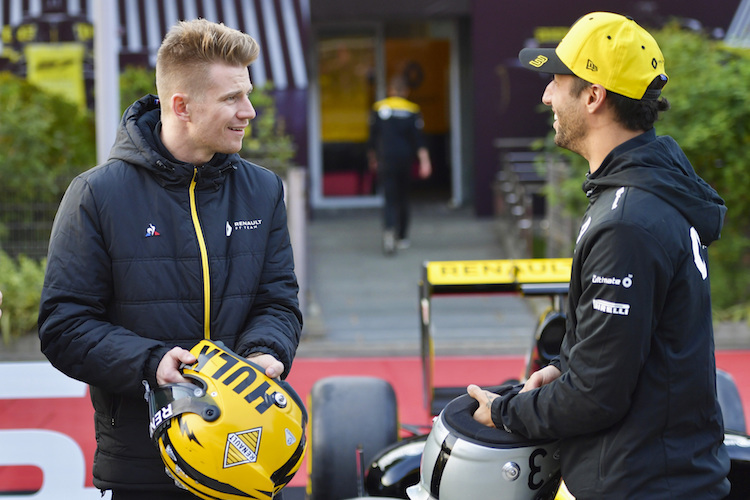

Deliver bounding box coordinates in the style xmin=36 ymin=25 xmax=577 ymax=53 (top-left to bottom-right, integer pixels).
xmin=570 ymin=76 xmax=670 ymax=132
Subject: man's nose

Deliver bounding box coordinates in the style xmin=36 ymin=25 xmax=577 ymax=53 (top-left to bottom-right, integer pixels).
xmin=241 ymin=96 xmax=256 ymax=120
xmin=541 ymin=80 xmax=554 ymax=106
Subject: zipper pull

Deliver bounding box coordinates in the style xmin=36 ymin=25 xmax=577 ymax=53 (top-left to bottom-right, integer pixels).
xmin=155 ymin=159 xmax=174 ymax=172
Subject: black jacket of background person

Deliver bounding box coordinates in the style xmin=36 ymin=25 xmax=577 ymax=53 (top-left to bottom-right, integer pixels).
xmin=38 ymin=94 xmax=302 ymax=491
xmin=494 ymin=129 xmax=730 ymax=498
xmin=368 ymin=95 xmax=425 ymax=170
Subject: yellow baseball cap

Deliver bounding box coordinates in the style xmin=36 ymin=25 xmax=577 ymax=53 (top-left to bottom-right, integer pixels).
xmin=518 ymin=12 xmax=668 ymax=100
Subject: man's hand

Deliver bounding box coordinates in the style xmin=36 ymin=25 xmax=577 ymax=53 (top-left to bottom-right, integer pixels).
xmin=467 ymin=384 xmax=498 ymax=427
xmin=367 ymin=150 xmax=378 ymax=173
xmin=246 ymin=353 xmax=284 ymax=379
xmin=520 ymin=365 xmax=562 ymax=393
xmin=156 ymin=347 xmax=197 ymax=386
xmin=417 ymin=148 xmax=432 ymax=179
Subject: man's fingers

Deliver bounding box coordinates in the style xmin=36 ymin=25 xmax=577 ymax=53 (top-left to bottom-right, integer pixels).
xmin=467 ymin=384 xmax=483 ymax=400
xmin=520 ymin=372 xmax=542 ymax=393
xmin=157 ymin=347 xmax=197 ymax=386
xmin=177 ymin=348 xmax=197 ymax=365
xmin=246 ymin=353 xmax=284 ymax=379
xmin=468 ymin=384 xmax=496 ymax=428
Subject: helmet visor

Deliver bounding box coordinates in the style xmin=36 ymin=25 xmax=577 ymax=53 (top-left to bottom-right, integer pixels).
xmin=148 ymin=379 xmax=219 ymax=439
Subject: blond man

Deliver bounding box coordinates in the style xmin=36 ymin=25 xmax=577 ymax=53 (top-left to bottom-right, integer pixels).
xmin=40 ymin=19 xmax=301 ymax=498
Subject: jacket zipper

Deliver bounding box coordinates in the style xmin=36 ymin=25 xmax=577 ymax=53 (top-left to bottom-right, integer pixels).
xmin=189 ymin=167 xmax=211 ymax=340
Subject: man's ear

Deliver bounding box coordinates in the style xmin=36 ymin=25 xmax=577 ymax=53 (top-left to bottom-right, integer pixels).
xmin=171 ymin=93 xmax=190 ymax=122
xmin=585 ymin=84 xmax=608 ymax=114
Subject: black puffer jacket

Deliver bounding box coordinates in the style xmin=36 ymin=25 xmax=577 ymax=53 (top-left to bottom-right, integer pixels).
xmin=494 ymin=130 xmax=730 ymax=498
xmin=38 ymin=95 xmax=302 ymax=491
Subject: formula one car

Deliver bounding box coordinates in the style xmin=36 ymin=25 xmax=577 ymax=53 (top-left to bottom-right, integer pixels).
xmin=305 ymin=258 xmax=750 ymax=500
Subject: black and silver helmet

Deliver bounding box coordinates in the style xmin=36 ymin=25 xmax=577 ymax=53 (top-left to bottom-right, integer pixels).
xmin=407 ymin=390 xmax=561 ymax=500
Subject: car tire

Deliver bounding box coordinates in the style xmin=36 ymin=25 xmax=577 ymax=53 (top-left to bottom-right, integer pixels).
xmin=717 ymin=368 xmax=746 ymax=433
xmin=308 ymin=376 xmax=398 ymax=500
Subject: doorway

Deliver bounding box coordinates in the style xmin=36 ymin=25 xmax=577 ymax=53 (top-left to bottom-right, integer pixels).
xmin=309 ymin=20 xmax=461 ymax=209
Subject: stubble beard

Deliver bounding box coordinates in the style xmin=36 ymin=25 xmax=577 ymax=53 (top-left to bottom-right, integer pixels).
xmin=553 ymin=107 xmax=587 ymax=157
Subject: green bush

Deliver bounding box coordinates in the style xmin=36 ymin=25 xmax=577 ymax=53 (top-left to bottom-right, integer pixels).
xmin=654 ymin=26 xmax=750 ymax=314
xmin=0 ymin=72 xmax=95 ymax=205
xmin=120 ymin=65 xmax=158 ymax=115
xmin=0 ymin=72 xmax=96 ymax=260
xmin=240 ymin=83 xmax=297 ymax=177
xmin=0 ymin=251 xmax=46 ymax=343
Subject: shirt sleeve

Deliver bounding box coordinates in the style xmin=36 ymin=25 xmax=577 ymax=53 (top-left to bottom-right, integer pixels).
xmin=493 ymin=221 xmax=672 ymax=439
xmin=38 ymin=176 xmax=168 ymax=397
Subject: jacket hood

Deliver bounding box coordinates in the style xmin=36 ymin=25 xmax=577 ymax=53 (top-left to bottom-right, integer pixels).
xmin=583 ymin=129 xmax=727 ymax=245
xmin=107 ymin=94 xmax=239 ymax=189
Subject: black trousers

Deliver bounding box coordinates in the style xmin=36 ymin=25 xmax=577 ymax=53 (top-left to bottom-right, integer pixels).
xmin=381 ymin=161 xmax=412 ymax=240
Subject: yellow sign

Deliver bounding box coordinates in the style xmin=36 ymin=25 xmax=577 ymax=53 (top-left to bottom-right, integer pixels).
xmin=426 ymin=258 xmax=572 ymax=287
xmin=533 ymin=26 xmax=569 ymax=44
xmin=25 ymin=42 xmax=86 ymax=110
xmin=318 ymin=36 xmax=375 ymax=142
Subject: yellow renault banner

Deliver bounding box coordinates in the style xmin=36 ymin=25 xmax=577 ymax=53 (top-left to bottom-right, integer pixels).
xmin=426 ymin=258 xmax=572 ymax=286
xmin=25 ymin=42 xmax=86 ymax=110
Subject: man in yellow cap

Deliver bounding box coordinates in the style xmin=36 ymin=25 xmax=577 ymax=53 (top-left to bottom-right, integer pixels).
xmin=468 ymin=12 xmax=729 ymax=498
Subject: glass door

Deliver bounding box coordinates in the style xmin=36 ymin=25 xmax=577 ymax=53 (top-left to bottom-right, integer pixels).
xmin=383 ymin=32 xmax=451 ymax=201
xmin=316 ymin=32 xmax=377 ymax=201
xmin=310 ymin=20 xmax=458 ymax=209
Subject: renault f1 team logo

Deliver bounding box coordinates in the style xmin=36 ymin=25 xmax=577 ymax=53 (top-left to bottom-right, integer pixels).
xmin=224 ymin=428 xmax=262 ymax=468
xmin=226 ymin=219 xmax=263 ymax=236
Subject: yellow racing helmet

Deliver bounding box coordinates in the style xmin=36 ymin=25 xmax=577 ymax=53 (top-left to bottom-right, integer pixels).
xmin=147 ymin=340 xmax=307 ymax=499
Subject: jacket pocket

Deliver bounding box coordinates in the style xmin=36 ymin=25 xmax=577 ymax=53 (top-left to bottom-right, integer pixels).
xmin=108 ymin=394 xmax=122 ymax=427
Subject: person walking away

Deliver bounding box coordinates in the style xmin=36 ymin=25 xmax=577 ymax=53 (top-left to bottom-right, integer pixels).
xmin=368 ymin=75 xmax=432 ymax=255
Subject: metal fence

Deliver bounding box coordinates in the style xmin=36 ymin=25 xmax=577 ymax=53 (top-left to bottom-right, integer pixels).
xmin=0 ymin=202 xmax=59 ymax=260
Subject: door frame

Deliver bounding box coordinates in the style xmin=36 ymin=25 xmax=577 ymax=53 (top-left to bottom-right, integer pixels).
xmin=308 ymin=19 xmax=464 ymax=209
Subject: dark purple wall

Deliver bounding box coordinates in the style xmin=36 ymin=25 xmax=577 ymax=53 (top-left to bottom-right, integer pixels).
xmin=471 ymin=0 xmax=741 ymax=215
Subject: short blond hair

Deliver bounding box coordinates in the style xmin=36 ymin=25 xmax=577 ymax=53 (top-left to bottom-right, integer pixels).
xmin=156 ymin=18 xmax=259 ymax=100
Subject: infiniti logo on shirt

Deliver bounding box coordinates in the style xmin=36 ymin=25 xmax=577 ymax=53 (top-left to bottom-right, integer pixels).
xmin=226 ymin=219 xmax=262 ymax=236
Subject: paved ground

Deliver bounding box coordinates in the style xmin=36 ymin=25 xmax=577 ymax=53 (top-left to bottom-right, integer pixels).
xmin=296 ymin=201 xmax=542 ymax=358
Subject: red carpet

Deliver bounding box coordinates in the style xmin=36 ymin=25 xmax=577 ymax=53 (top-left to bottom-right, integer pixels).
xmin=283 ymin=351 xmax=750 ymax=488
xmin=1 ymin=352 xmax=749 ymax=493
